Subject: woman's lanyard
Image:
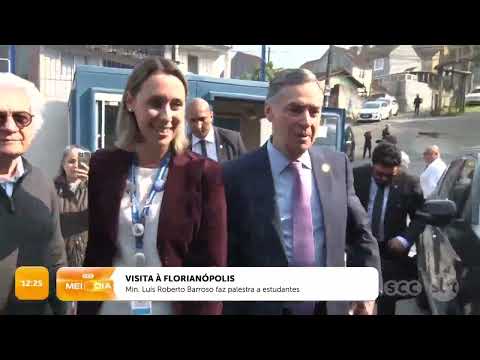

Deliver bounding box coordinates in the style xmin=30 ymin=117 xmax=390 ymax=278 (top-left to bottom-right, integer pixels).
xmin=128 ymin=152 xmax=171 ymax=266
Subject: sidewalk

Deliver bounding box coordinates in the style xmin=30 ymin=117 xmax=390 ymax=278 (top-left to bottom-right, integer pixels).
xmin=394 ymin=111 xmax=432 ymax=120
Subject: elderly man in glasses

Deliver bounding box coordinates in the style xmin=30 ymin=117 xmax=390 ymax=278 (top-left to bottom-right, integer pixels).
xmin=352 ymin=142 xmax=425 ymax=315
xmin=0 ymin=73 xmax=67 ymax=315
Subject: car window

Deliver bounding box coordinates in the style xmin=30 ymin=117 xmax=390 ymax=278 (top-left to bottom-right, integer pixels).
xmin=346 ymin=128 xmax=353 ymax=142
xmin=363 ymin=103 xmax=380 ymax=109
xmin=437 ymin=157 xmax=477 ymax=218
xmin=315 ymin=114 xmax=338 ymax=147
xmin=436 ymin=159 xmax=465 ymax=198
xmin=473 ymin=89 xmax=480 ymax=94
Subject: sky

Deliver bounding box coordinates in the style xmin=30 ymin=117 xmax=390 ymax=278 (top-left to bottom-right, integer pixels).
xmin=231 ymin=45 xmax=358 ymax=69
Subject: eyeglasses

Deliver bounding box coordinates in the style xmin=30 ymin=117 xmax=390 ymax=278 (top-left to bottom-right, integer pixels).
xmin=0 ymin=111 xmax=34 ymax=129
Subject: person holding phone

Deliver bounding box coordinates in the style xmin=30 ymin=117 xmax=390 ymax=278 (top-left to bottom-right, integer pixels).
xmin=54 ymin=145 xmax=90 ymax=268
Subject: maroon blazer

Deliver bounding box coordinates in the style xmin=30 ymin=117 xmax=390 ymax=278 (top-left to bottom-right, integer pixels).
xmin=77 ymin=148 xmax=227 ymax=315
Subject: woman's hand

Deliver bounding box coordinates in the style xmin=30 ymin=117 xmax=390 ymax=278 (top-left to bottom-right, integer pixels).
xmin=75 ymin=162 xmax=89 ymax=182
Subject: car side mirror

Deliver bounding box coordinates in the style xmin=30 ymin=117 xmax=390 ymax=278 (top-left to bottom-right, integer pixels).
xmin=415 ymin=199 xmax=457 ymax=227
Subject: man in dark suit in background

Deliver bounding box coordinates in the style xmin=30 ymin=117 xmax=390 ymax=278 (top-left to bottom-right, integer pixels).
xmin=186 ymin=98 xmax=247 ymax=162
xmin=353 ymin=142 xmax=424 ymax=315
xmin=222 ymin=68 xmax=381 ymax=316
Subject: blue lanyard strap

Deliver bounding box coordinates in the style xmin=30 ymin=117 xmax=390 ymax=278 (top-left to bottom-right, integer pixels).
xmin=129 ymin=153 xmax=171 ymax=253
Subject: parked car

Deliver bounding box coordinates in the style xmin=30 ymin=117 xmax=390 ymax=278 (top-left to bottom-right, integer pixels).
xmin=357 ymin=101 xmax=390 ymax=122
xmin=465 ymin=87 xmax=480 ymax=106
xmin=314 ymin=109 xmax=355 ymax=161
xmin=415 ymin=151 xmax=480 ymax=315
xmin=377 ymin=97 xmax=399 ymax=117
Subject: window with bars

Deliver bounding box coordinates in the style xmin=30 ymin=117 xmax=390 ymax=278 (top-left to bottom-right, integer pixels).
xmin=188 ymin=55 xmax=199 ymax=74
xmin=373 ymin=58 xmax=384 ymax=71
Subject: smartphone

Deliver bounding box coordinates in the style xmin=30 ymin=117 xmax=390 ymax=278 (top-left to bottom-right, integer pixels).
xmin=78 ymin=151 xmax=91 ymax=167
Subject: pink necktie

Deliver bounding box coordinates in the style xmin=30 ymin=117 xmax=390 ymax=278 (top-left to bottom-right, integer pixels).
xmin=290 ymin=161 xmax=316 ymax=267
xmin=289 ymin=161 xmax=317 ymax=315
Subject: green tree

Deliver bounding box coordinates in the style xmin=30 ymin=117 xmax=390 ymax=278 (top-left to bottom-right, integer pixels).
xmin=240 ymin=61 xmax=282 ymax=82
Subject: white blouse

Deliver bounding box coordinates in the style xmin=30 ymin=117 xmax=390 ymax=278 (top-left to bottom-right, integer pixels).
xmin=99 ymin=166 xmax=174 ymax=315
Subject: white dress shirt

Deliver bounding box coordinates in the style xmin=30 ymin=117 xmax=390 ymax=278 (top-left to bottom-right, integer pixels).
xmin=191 ymin=127 xmax=218 ymax=161
xmin=0 ymin=157 xmax=25 ymax=198
xmin=99 ymin=166 xmax=174 ymax=315
xmin=420 ymin=157 xmax=447 ymax=198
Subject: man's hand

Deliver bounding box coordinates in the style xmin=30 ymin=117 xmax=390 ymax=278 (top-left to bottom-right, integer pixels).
xmin=387 ymin=237 xmax=409 ymax=256
xmin=350 ymin=300 xmax=376 ymax=315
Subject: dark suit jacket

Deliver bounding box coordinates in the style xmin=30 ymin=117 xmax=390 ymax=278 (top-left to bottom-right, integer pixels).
xmin=353 ymin=164 xmax=425 ymax=251
xmin=0 ymin=159 xmax=67 ymax=315
xmin=189 ymin=126 xmax=247 ymax=162
xmin=222 ymin=144 xmax=381 ymax=315
xmin=77 ymin=148 xmax=227 ymax=315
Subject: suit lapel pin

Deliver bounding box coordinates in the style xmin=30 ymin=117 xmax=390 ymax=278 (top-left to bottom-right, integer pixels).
xmin=321 ymin=163 xmax=331 ymax=173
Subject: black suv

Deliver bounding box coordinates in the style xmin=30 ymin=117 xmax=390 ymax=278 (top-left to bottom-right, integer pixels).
xmin=415 ymin=151 xmax=480 ymax=315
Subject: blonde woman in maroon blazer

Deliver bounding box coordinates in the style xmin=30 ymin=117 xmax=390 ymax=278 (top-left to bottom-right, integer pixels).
xmin=77 ymin=58 xmax=227 ymax=315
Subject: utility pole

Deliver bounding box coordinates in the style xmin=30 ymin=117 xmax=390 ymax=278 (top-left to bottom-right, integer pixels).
xmin=267 ymin=47 xmax=271 ymax=64
xmin=260 ymin=45 xmax=267 ymax=81
xmin=437 ymin=66 xmax=444 ymax=115
xmin=8 ymin=45 xmax=15 ymax=74
xmin=323 ymin=45 xmax=333 ymax=107
xmin=171 ymin=45 xmax=177 ymax=63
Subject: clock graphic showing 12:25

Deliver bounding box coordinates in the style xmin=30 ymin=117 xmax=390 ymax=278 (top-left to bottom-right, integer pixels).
xmin=15 ymin=266 xmax=50 ymax=300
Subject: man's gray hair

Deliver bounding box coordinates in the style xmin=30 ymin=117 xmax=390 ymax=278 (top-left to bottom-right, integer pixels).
xmin=0 ymin=72 xmax=44 ymax=136
xmin=425 ymin=145 xmax=440 ymax=155
xmin=266 ymin=68 xmax=323 ymax=102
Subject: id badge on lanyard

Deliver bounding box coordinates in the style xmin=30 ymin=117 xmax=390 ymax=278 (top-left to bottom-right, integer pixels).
xmin=128 ymin=153 xmax=170 ymax=316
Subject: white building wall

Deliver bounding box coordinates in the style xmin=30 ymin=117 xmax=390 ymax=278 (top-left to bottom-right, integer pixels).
xmin=404 ymin=80 xmax=433 ymax=113
xmin=176 ymin=50 xmax=188 ymax=74
xmin=177 ymin=47 xmax=228 ymax=77
xmin=26 ymin=46 xmax=73 ymax=177
xmin=212 ymin=53 xmax=231 ymax=78
xmin=351 ymin=66 xmax=373 ymax=94
xmin=389 ymin=46 xmax=422 ymax=75
xmin=25 ymin=100 xmax=69 ymax=178
xmin=25 ymin=45 xmax=229 ymax=175
xmin=27 ymin=46 xmax=112 ymax=176
xmin=223 ymin=50 xmax=231 ymax=78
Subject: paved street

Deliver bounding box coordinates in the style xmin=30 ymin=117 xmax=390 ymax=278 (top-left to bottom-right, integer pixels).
xmin=350 ymin=112 xmax=480 ymax=177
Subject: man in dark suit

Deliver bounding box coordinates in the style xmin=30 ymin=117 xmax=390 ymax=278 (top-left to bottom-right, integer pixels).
xmin=353 ymin=142 xmax=425 ymax=315
xmin=222 ymin=68 xmax=381 ymax=315
xmin=186 ymin=98 xmax=247 ymax=162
